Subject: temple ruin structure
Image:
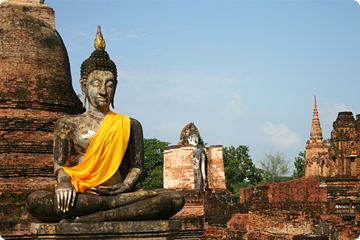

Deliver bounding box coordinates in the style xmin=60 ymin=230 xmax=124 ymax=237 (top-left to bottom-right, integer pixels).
xmin=236 ymin=98 xmax=360 ymax=239
xmin=305 ymin=96 xmax=330 ymax=178
xmin=0 ymin=0 xmax=84 ymax=238
xmin=164 ymin=123 xmax=245 ymax=239
xmin=163 ymin=123 xmax=226 ymax=192
xmin=2 ymin=0 xmax=360 ymax=238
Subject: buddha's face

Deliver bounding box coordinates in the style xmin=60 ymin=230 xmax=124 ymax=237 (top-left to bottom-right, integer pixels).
xmin=86 ymin=70 xmax=116 ymax=110
xmin=188 ymin=134 xmax=199 ymax=146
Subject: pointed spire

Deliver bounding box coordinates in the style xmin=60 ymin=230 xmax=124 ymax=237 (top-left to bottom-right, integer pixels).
xmin=310 ymin=95 xmax=323 ymax=142
xmin=94 ymin=25 xmax=106 ymax=51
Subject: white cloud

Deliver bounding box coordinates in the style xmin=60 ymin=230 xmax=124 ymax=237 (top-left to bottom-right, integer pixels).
xmin=262 ymin=122 xmax=301 ymax=149
xmin=224 ymin=92 xmax=248 ymax=119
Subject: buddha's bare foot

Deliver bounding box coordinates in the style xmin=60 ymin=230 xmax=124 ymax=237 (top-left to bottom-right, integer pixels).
xmin=59 ymin=218 xmax=76 ymax=223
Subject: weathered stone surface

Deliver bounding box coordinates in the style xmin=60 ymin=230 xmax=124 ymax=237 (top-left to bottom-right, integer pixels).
xmin=30 ymin=220 xmax=182 ymax=239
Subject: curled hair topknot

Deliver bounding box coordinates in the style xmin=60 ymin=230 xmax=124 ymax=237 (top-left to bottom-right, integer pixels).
xmin=80 ymin=49 xmax=117 ymax=83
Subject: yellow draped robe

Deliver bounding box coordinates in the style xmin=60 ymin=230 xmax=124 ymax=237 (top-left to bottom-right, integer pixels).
xmin=63 ymin=111 xmax=131 ymax=193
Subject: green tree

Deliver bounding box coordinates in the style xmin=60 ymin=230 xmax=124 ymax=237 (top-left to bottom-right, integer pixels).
xmin=292 ymin=151 xmax=305 ymax=179
xmin=142 ymin=166 xmax=163 ymax=188
xmin=223 ymin=145 xmax=263 ymax=193
xmin=142 ymin=138 xmax=170 ymax=188
xmin=259 ymin=150 xmax=290 ymax=183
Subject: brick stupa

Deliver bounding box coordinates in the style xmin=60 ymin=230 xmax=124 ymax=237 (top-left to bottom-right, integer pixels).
xmin=0 ymin=0 xmax=84 ymax=238
xmin=305 ymin=96 xmax=329 ymax=177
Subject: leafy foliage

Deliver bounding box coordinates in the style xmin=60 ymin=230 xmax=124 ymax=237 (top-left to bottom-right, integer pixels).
xmin=223 ymin=145 xmax=263 ymax=193
xmin=292 ymin=151 xmax=305 ymax=179
xmin=259 ymin=150 xmax=290 ymax=183
xmin=142 ymin=138 xmax=170 ymax=188
xmin=142 ymin=166 xmax=163 ymax=188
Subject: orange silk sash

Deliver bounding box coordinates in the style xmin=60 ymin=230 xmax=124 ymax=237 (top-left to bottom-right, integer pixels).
xmin=63 ymin=111 xmax=131 ymax=193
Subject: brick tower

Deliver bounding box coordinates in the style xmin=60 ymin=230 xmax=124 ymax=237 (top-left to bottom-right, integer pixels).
xmin=305 ymin=96 xmax=329 ymax=177
xmin=0 ymin=0 xmax=84 ymax=238
xmin=329 ymin=112 xmax=360 ymax=177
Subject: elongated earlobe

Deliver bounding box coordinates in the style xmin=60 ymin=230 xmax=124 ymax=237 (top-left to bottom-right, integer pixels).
xmin=82 ymin=93 xmax=86 ymax=108
xmin=80 ymin=78 xmax=87 ymax=108
xmin=111 ymin=82 xmax=117 ymax=109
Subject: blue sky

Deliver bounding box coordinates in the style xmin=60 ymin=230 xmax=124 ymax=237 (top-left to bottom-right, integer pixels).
xmin=45 ymin=0 xmax=360 ymax=171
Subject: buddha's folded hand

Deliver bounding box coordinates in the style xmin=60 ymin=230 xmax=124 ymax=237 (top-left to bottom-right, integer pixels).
xmin=90 ymin=182 xmax=130 ymax=196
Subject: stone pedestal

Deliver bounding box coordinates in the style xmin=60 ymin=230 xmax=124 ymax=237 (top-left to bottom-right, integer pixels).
xmin=30 ymin=220 xmax=182 ymax=239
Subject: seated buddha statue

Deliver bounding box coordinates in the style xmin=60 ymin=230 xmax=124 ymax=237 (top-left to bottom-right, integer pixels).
xmin=26 ymin=26 xmax=184 ymax=223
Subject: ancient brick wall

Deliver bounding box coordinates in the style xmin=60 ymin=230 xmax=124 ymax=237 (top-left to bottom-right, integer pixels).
xmin=238 ymin=177 xmax=331 ymax=239
xmin=207 ymin=145 xmax=226 ymax=189
xmin=164 ymin=144 xmax=226 ymax=191
xmin=164 ymin=145 xmax=195 ymax=190
xmin=1 ymin=0 xmax=54 ymax=29
xmin=237 ymin=177 xmax=360 ymax=239
xmin=240 ymin=177 xmax=327 ymax=210
xmin=0 ymin=1 xmax=83 ymax=238
xmin=174 ymin=189 xmax=246 ymax=240
xmin=0 ymin=4 xmax=83 ymax=113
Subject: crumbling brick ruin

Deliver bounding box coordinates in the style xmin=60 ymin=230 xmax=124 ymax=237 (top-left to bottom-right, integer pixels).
xmin=165 ymin=99 xmax=360 ymax=239
xmin=329 ymin=111 xmax=360 ymax=177
xmin=164 ymin=123 xmax=246 ymax=239
xmin=2 ymin=0 xmax=360 ymax=238
xmin=164 ymin=122 xmax=226 ymax=191
xmin=0 ymin=0 xmax=84 ymax=238
xmin=235 ymin=99 xmax=360 ymax=240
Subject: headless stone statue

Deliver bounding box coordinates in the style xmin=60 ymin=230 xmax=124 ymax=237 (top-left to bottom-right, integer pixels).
xmin=26 ymin=26 xmax=184 ymax=223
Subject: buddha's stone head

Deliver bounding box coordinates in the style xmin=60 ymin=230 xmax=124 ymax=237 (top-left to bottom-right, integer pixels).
xmin=80 ymin=26 xmax=117 ymax=109
xmin=188 ymin=134 xmax=199 ymax=147
xmin=179 ymin=123 xmax=204 ymax=148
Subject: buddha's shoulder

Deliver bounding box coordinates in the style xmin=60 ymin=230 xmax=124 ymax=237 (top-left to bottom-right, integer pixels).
xmin=129 ymin=117 xmax=141 ymax=125
xmin=128 ymin=117 xmax=143 ymax=135
xmin=129 ymin=117 xmax=142 ymax=128
xmin=55 ymin=114 xmax=88 ymax=129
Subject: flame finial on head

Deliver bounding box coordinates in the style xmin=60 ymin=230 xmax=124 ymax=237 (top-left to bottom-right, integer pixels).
xmin=94 ymin=25 xmax=106 ymax=50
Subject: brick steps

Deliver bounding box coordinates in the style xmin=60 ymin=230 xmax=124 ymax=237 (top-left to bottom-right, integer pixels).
xmin=0 ymin=221 xmax=32 ymax=239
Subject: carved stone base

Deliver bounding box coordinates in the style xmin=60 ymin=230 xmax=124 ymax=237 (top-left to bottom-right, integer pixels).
xmin=30 ymin=220 xmax=182 ymax=239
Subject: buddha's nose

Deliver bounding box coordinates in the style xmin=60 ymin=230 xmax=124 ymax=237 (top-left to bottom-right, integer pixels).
xmin=99 ymin=84 xmax=107 ymax=95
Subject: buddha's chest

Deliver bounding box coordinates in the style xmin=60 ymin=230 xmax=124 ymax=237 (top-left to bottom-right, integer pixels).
xmin=73 ymin=120 xmax=102 ymax=155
